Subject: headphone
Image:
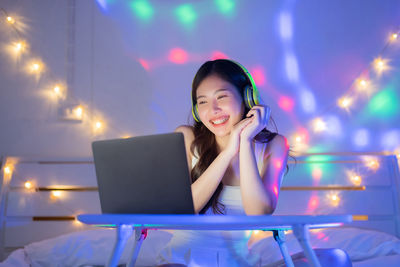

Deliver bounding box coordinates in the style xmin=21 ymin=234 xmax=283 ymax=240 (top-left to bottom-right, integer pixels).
xmin=191 ymin=59 xmax=260 ymax=123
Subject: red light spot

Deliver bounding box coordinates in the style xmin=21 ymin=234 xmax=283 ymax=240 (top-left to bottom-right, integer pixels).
xmin=323 ymin=236 xmax=329 ymax=241
xmin=251 ymin=66 xmax=266 ymax=86
xmin=168 ymin=48 xmax=188 ymax=64
xmin=211 ymin=51 xmax=228 ymax=60
xmin=278 ymin=96 xmax=294 ymax=112
xmin=138 ymin=58 xmax=150 ymax=71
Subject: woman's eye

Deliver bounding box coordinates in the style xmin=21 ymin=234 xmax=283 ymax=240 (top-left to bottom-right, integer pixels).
xmin=217 ymin=95 xmax=228 ymax=100
xmin=198 ymin=100 xmax=206 ymax=105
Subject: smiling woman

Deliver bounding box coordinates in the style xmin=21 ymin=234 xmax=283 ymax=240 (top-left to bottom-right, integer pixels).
xmin=153 ymin=59 xmax=353 ymax=266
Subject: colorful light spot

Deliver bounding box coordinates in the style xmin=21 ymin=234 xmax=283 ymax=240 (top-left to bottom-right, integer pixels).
xmin=210 ymin=51 xmax=228 ymax=60
xmin=138 ymin=58 xmax=150 ymax=70
xmin=365 ymin=87 xmax=399 ymax=119
xmin=307 ymin=195 xmax=319 ymax=211
xmin=273 ymin=185 xmax=279 ymax=197
xmin=129 ymin=0 xmax=154 ymax=22
xmin=175 ymin=4 xmax=197 ymax=27
xmin=274 ymin=160 xmax=282 ymax=169
xmin=251 ymin=66 xmax=266 ymax=87
xmin=168 ymin=48 xmax=189 ymax=64
xmin=353 ymin=129 xmax=369 ymax=147
xmin=312 ymin=168 xmax=322 ymax=181
xmin=278 ymin=95 xmax=294 ymax=112
xmin=215 ymin=0 xmax=235 ymax=16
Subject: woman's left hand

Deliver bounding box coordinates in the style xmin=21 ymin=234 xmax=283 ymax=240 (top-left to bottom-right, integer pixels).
xmin=240 ymin=105 xmax=271 ymax=142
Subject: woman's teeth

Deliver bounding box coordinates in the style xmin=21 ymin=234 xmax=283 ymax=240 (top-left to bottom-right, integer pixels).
xmin=211 ymin=117 xmax=228 ymax=125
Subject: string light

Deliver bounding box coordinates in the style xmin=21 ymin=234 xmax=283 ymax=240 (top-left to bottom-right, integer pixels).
xmin=365 ymin=159 xmax=380 ymax=171
xmin=24 ymin=181 xmax=33 ymax=189
xmin=95 ymin=121 xmax=102 ymax=129
xmin=4 ymin=166 xmax=12 ymax=175
xmin=390 ymin=33 xmax=398 ymax=42
xmin=350 ymin=175 xmax=362 ymax=186
xmin=373 ymin=57 xmax=389 ymax=75
xmin=73 ymin=106 xmax=83 ymax=119
xmin=51 ymin=191 xmax=62 ymax=199
xmin=338 ymin=96 xmax=353 ymax=110
xmin=328 ymin=193 xmax=340 ymax=207
xmin=6 ymin=16 xmax=15 ymax=24
xmin=312 ymin=118 xmax=327 ymax=132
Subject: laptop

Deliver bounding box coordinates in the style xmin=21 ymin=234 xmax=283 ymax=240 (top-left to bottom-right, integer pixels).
xmin=92 ymin=132 xmax=195 ymax=214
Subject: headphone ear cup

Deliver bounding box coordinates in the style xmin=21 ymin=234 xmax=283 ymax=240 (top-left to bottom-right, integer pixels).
xmin=192 ymin=103 xmax=201 ymax=122
xmin=244 ymin=85 xmax=256 ymax=109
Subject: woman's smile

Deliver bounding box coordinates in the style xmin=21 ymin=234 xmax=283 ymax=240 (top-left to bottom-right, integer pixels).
xmin=210 ymin=115 xmax=230 ymax=126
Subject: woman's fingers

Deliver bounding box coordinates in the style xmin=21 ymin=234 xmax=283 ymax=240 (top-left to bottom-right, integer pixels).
xmin=246 ymin=105 xmax=270 ymax=125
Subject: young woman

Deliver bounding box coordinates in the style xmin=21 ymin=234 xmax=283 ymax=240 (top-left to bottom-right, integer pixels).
xmin=157 ymin=59 xmax=351 ymax=267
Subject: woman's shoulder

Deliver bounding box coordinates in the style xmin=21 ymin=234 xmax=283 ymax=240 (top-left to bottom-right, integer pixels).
xmin=264 ymin=134 xmax=289 ymax=157
xmin=174 ymin=125 xmax=195 ymax=141
xmin=174 ymin=125 xmax=195 ymax=158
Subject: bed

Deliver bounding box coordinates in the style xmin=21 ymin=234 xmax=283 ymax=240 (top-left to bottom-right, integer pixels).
xmin=1 ymin=153 xmax=400 ymax=266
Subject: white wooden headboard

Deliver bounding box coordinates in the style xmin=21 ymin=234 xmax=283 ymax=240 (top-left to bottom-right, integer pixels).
xmin=0 ymin=153 xmax=399 ymax=260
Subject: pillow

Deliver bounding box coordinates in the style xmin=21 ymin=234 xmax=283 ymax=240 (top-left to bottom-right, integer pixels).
xmin=24 ymin=228 xmax=172 ymax=267
xmin=249 ymin=227 xmax=400 ymax=265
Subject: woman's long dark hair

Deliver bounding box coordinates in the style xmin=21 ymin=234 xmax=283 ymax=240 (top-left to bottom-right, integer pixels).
xmin=190 ymin=59 xmax=284 ymax=214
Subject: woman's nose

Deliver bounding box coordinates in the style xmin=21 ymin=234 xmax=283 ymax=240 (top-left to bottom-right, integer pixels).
xmin=211 ymin=100 xmax=221 ymax=113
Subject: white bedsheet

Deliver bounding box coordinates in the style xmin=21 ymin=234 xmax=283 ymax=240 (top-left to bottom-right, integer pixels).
xmin=1 ymin=227 xmax=399 ymax=266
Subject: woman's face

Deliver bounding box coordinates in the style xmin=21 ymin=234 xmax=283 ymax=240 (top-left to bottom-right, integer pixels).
xmin=196 ymin=75 xmax=244 ymax=137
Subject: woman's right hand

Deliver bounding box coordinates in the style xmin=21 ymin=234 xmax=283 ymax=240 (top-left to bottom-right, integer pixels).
xmin=224 ymin=117 xmax=253 ymax=158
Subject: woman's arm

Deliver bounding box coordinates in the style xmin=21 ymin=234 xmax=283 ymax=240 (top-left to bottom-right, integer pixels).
xmin=238 ymin=105 xmax=289 ymax=215
xmin=239 ymin=135 xmax=289 ymax=215
xmin=175 ymin=119 xmax=251 ymax=214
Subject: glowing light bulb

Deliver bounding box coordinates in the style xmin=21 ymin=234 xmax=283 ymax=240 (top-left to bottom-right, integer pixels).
xmin=24 ymin=181 xmax=33 ymax=189
xmin=73 ymin=106 xmax=83 ymax=119
xmin=350 ymin=175 xmax=362 ymax=186
xmin=15 ymin=42 xmax=22 ymax=51
xmin=359 ymin=79 xmax=367 ymax=87
xmin=95 ymin=121 xmax=102 ymax=129
xmin=74 ymin=219 xmax=83 ymax=226
xmin=51 ymin=191 xmax=61 ymax=198
xmin=373 ymin=57 xmax=389 ymax=74
xmin=366 ymin=159 xmax=380 ymax=170
xmin=312 ymin=118 xmax=326 ymax=132
xmin=391 ymin=33 xmax=398 ymax=41
xmin=295 ymin=135 xmax=302 ymax=143
xmin=4 ymin=166 xmax=12 ymax=174
xmin=338 ymin=96 xmax=353 ymax=110
xmin=6 ymin=16 xmax=15 ymax=24
xmin=328 ymin=193 xmax=340 ymax=207
xmin=54 ymin=86 xmax=60 ymax=94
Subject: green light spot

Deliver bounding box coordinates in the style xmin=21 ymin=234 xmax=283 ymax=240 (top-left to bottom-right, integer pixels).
xmin=130 ymin=0 xmax=154 ymax=22
xmin=175 ymin=4 xmax=197 ymax=28
xmin=367 ymin=87 xmax=399 ymax=118
xmin=215 ymin=0 xmax=236 ymax=16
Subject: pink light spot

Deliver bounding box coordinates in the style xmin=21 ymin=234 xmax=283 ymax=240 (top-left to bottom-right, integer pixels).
xmin=251 ymin=66 xmax=266 ymax=86
xmin=211 ymin=51 xmax=229 ymax=60
xmin=273 ymin=185 xmax=279 ymax=197
xmin=168 ymin=48 xmax=188 ymax=64
xmin=317 ymin=232 xmax=325 ymax=239
xmin=274 ymin=160 xmax=282 ymax=169
xmin=308 ymin=195 xmax=319 ymax=211
xmin=138 ymin=58 xmax=150 ymax=71
xmin=312 ymin=168 xmax=322 ymax=181
xmin=278 ymin=96 xmax=294 ymax=112
xmin=323 ymin=236 xmax=330 ymax=241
